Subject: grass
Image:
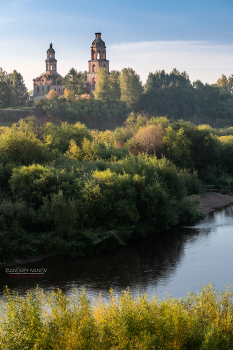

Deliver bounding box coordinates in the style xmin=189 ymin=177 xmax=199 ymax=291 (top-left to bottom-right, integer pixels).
xmin=0 ymin=283 xmax=233 ymax=349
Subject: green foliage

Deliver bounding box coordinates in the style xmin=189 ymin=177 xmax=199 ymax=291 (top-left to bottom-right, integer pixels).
xmin=1 ymin=284 xmax=233 ymax=349
xmin=178 ymin=199 xmax=204 ymax=224
xmin=0 ymin=129 xmax=47 ymax=165
xmin=0 ymin=81 xmax=11 ymax=108
xmin=2 ymin=117 xmax=233 ymax=260
xmin=161 ymin=126 xmax=192 ymax=168
xmin=94 ymin=68 xmax=121 ymax=101
xmin=119 ymin=67 xmax=143 ymax=108
xmin=34 ymin=97 xmax=129 ymax=129
xmin=179 ymin=168 xmax=202 ymax=194
xmin=63 ymin=68 xmax=87 ymax=96
xmin=44 ymin=121 xmax=92 ymax=154
xmin=0 ymin=68 xmax=28 ymax=107
xmin=140 ymin=69 xmax=233 ymax=127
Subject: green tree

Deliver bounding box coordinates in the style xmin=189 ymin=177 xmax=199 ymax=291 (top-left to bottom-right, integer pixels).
xmin=0 ymin=81 xmax=11 ymax=107
xmin=14 ymin=70 xmax=28 ymax=105
xmin=0 ymin=67 xmax=7 ymax=82
xmin=94 ymin=68 xmax=121 ymax=101
xmin=119 ymin=68 xmax=143 ymax=107
xmin=93 ymin=67 xmax=110 ymax=100
xmin=109 ymin=70 xmax=121 ymax=100
xmin=64 ymin=68 xmax=87 ymax=96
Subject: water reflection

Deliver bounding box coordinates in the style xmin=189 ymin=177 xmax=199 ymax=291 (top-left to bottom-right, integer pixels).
xmin=1 ymin=204 xmax=233 ymax=301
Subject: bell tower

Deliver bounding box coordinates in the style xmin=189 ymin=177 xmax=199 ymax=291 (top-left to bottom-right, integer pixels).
xmin=45 ymin=43 xmax=57 ymax=74
xmin=87 ymin=33 xmax=109 ymax=91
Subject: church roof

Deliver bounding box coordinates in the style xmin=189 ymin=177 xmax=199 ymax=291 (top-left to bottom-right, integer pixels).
xmin=93 ymin=40 xmax=105 ymax=47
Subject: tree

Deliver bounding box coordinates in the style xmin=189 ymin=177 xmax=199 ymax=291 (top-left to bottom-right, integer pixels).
xmin=47 ymin=89 xmax=59 ymax=100
xmin=119 ymin=68 xmax=143 ymax=107
xmin=0 ymin=81 xmax=11 ymax=107
xmin=93 ymin=67 xmax=110 ymax=100
xmin=0 ymin=67 xmax=7 ymax=82
xmin=11 ymin=70 xmax=28 ymax=106
xmin=64 ymin=88 xmax=75 ymax=100
xmin=109 ymin=70 xmax=121 ymax=100
xmin=94 ymin=68 xmax=121 ymax=101
xmin=217 ymin=74 xmax=229 ymax=91
xmin=0 ymin=68 xmax=28 ymax=106
xmin=63 ymin=68 xmax=87 ymax=96
xmin=128 ymin=124 xmax=164 ymax=155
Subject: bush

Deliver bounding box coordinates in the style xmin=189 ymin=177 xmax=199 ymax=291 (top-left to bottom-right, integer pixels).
xmin=1 ymin=284 xmax=233 ymax=349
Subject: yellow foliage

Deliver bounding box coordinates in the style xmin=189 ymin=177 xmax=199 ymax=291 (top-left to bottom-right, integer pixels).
xmin=219 ymin=135 xmax=233 ymax=144
xmin=1 ymin=283 xmax=233 ymax=349
xmin=64 ymin=88 xmax=75 ymax=100
xmin=47 ymin=89 xmax=59 ymax=100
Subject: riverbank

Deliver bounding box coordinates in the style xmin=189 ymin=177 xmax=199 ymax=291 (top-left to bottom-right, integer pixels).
xmin=192 ymin=191 xmax=233 ymax=214
xmin=2 ymin=192 xmax=232 ymax=268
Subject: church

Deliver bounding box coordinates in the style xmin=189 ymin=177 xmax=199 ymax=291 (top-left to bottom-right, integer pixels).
xmin=29 ymin=33 xmax=109 ymax=103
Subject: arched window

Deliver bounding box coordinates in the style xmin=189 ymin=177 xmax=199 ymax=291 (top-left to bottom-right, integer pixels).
xmin=37 ymin=86 xmax=39 ymax=93
xmin=97 ymin=51 xmax=100 ymax=59
xmin=92 ymin=50 xmax=95 ymax=60
xmin=47 ymin=86 xmax=50 ymax=92
xmin=50 ymin=64 xmax=53 ymax=70
xmin=92 ymin=65 xmax=95 ymax=72
xmin=103 ymin=64 xmax=106 ymax=68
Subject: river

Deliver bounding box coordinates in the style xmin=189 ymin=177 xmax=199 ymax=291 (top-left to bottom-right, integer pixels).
xmin=1 ymin=204 xmax=233 ymax=302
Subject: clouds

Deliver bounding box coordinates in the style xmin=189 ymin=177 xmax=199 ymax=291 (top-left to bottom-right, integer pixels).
xmin=108 ymin=41 xmax=233 ymax=84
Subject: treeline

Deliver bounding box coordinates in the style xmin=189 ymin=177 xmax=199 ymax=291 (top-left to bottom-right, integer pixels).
xmin=0 ymin=115 xmax=210 ymax=262
xmin=0 ymin=68 xmax=28 ymax=107
xmin=93 ymin=67 xmax=233 ymax=128
xmin=1 ymin=284 xmax=233 ymax=349
xmin=140 ymin=69 xmax=233 ymax=127
xmin=1 ymin=65 xmax=233 ymax=129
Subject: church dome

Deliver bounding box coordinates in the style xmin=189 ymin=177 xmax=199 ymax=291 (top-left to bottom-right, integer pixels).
xmin=92 ymin=33 xmax=106 ymax=48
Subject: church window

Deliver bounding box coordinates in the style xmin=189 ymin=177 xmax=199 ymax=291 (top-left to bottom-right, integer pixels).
xmin=97 ymin=51 xmax=100 ymax=59
xmin=47 ymin=86 xmax=50 ymax=92
xmin=37 ymin=86 xmax=39 ymax=93
xmin=50 ymin=65 xmax=53 ymax=70
xmin=92 ymin=65 xmax=95 ymax=72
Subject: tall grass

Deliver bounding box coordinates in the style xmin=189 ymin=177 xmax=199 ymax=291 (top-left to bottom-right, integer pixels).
xmin=0 ymin=283 xmax=233 ymax=349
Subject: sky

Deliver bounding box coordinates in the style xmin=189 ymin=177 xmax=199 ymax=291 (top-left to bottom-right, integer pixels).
xmin=1 ymin=0 xmax=233 ymax=90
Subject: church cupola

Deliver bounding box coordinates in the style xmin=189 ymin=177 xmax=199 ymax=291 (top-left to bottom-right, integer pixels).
xmin=45 ymin=43 xmax=57 ymax=74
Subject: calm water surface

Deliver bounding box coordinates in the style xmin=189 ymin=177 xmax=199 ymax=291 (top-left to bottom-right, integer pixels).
xmin=1 ymin=204 xmax=233 ymax=301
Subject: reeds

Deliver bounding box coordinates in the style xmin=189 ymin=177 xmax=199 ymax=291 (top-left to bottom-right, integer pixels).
xmin=0 ymin=283 xmax=233 ymax=349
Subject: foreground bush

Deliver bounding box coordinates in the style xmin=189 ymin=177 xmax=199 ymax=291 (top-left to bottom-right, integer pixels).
xmin=0 ymin=283 xmax=233 ymax=349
